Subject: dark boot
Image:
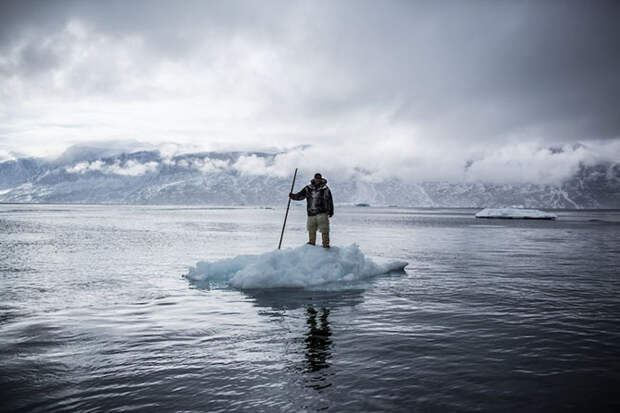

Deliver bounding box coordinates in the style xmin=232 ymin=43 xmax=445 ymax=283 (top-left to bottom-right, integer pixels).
xmin=322 ymin=232 xmax=330 ymax=248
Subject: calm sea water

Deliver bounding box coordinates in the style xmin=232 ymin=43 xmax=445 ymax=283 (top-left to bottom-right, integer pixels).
xmin=1 ymin=204 xmax=619 ymax=412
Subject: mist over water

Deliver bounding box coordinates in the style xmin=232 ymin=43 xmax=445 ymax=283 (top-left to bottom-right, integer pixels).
xmin=1 ymin=204 xmax=619 ymax=412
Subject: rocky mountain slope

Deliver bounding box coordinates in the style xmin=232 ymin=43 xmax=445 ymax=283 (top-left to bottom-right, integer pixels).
xmin=1 ymin=149 xmax=618 ymax=208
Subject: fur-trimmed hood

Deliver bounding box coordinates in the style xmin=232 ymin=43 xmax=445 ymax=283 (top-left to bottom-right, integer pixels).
xmin=310 ymin=178 xmax=328 ymax=189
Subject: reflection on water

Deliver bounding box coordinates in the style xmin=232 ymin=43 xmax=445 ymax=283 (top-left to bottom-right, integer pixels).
xmin=304 ymin=306 xmax=332 ymax=389
xmin=241 ymin=289 xmax=342 ymax=394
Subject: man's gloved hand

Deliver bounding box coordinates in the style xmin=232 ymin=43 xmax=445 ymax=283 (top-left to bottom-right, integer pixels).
xmin=329 ymin=213 xmax=333 ymax=218
xmin=289 ymin=192 xmax=293 ymax=199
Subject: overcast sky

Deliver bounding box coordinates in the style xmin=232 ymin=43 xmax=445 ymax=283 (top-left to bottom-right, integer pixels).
xmin=1 ymin=0 xmax=619 ymax=183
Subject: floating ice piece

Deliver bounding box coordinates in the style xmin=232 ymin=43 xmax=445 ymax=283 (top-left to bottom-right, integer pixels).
xmin=185 ymin=244 xmax=407 ymax=289
xmin=475 ymin=207 xmax=557 ymax=220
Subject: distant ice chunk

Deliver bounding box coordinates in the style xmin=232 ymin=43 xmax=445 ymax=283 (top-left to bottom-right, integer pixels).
xmin=475 ymin=207 xmax=557 ymax=220
xmin=186 ymin=244 xmax=407 ymax=289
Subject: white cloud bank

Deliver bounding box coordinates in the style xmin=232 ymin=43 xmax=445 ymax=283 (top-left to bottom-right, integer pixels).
xmin=60 ymin=139 xmax=619 ymax=185
xmin=66 ymin=159 xmax=159 ymax=176
xmin=174 ymin=157 xmax=230 ymax=174
xmin=229 ymin=140 xmax=618 ymax=184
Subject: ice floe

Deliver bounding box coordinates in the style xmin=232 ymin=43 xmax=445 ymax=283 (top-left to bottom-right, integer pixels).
xmin=185 ymin=244 xmax=407 ymax=289
xmin=475 ymin=207 xmax=557 ymax=220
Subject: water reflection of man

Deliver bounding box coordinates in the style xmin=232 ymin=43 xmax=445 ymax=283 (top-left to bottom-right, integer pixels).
xmin=305 ymin=306 xmax=332 ymax=374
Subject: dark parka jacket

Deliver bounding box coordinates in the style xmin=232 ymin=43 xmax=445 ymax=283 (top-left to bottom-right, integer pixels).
xmin=291 ymin=178 xmax=334 ymax=217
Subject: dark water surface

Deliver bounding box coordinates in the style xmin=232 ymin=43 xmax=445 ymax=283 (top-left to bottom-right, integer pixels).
xmin=1 ymin=205 xmax=619 ymax=412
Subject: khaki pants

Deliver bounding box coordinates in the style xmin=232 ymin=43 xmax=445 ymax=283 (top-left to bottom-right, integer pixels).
xmin=307 ymin=213 xmax=330 ymax=234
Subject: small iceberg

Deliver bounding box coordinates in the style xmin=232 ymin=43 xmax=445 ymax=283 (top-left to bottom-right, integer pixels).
xmin=475 ymin=207 xmax=557 ymax=220
xmin=185 ymin=244 xmax=407 ymax=289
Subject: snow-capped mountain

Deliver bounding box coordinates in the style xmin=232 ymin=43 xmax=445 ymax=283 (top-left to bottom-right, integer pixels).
xmin=0 ymin=148 xmax=618 ymax=208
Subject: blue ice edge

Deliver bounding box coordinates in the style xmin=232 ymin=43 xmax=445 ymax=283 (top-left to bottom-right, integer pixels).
xmin=185 ymin=244 xmax=408 ymax=290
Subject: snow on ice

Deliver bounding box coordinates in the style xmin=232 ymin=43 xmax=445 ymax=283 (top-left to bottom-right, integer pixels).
xmin=475 ymin=207 xmax=557 ymax=220
xmin=185 ymin=244 xmax=408 ymax=289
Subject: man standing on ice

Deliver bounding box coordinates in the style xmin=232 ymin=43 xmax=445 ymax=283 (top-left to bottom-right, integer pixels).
xmin=289 ymin=173 xmax=334 ymax=248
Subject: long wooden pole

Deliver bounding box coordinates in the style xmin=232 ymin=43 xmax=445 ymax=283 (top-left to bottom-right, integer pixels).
xmin=278 ymin=168 xmax=298 ymax=249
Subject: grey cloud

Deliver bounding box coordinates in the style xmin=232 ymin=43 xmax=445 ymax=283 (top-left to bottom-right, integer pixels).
xmin=1 ymin=0 xmax=619 ymax=179
xmin=296 ymin=1 xmax=620 ymax=142
xmin=1 ymin=0 xmax=292 ymax=58
xmin=0 ymin=0 xmax=298 ymax=96
xmin=4 ymin=41 xmax=61 ymax=76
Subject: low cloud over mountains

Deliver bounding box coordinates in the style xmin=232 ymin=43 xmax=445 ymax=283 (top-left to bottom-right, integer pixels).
xmin=1 ymin=145 xmax=618 ymax=208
